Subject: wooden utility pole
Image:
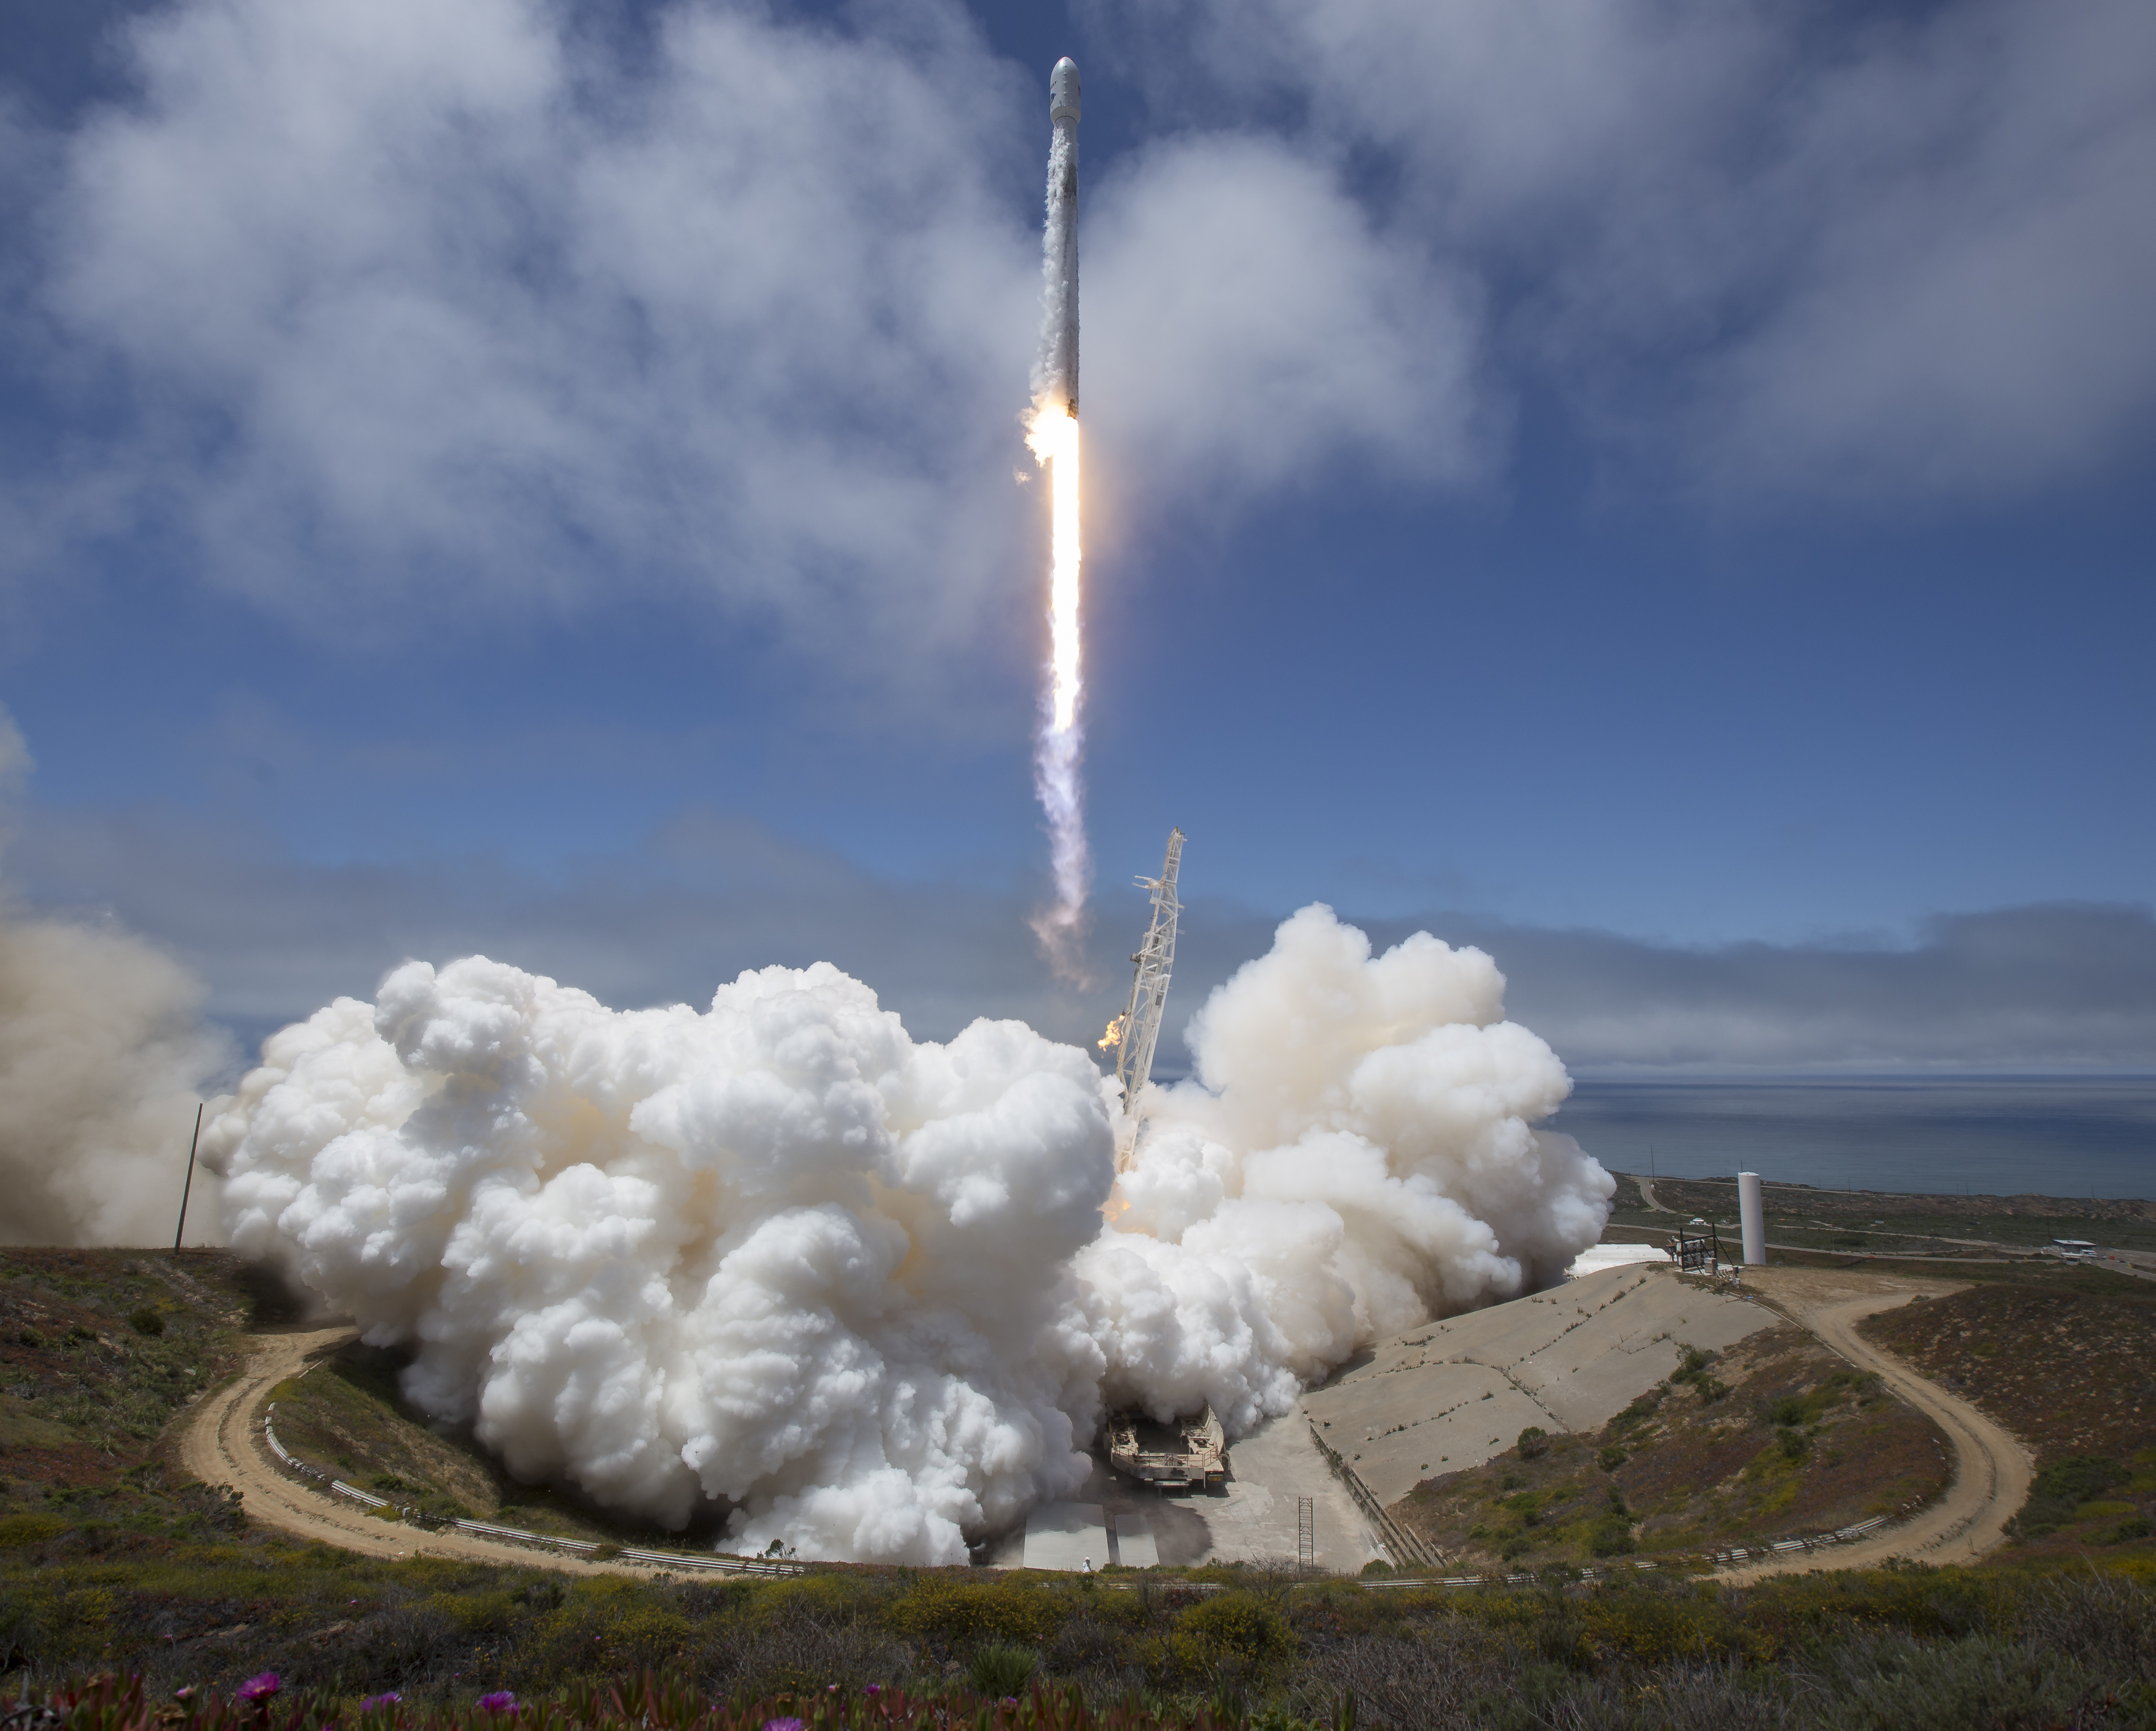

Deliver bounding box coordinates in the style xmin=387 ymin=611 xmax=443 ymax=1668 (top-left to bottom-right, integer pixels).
xmin=173 ymin=1102 xmax=204 ymax=1253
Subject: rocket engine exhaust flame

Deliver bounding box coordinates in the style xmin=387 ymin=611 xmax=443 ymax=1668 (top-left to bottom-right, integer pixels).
xmin=1027 ymin=60 xmax=1089 ymax=980
xmin=1097 ymin=1014 xmax=1125 ymax=1050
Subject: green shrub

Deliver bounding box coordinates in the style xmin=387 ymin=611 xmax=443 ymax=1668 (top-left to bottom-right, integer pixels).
xmin=968 ymin=1642 xmax=1039 ymax=1696
xmin=127 ymin=1307 xmax=164 ymax=1337
xmin=2019 ymin=1454 xmax=2131 ymax=1533
xmin=1587 ymin=1516 xmax=1636 ymax=1558
xmin=1596 ymin=1445 xmax=1627 ymax=1471
xmin=0 ymin=1513 xmax=70 ymax=1548
xmin=2038 ymin=1455 xmax=2130 ymax=1503
xmin=1777 ymin=1426 xmax=1809 ymax=1461
xmin=2108 ymin=1516 xmax=2154 ymax=1543
xmin=1608 ymin=1389 xmax=1664 ymax=1437
xmin=1174 ymin=1590 xmax=1295 ymax=1659
xmin=887 ymin=1576 xmax=1066 ymax=1645
xmin=1516 ymin=1426 xmax=1550 ymax=1461
xmin=1578 ymin=1585 xmax=1765 ymax=1665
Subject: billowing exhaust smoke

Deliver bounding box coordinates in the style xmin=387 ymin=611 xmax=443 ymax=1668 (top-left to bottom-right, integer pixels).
xmin=0 ymin=709 xmax=228 ymax=1246
xmin=211 ymin=904 xmax=1609 ymax=1562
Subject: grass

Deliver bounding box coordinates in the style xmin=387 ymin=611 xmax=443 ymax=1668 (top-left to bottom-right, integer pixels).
xmin=264 ymin=1343 xmax=673 ymax=1545
xmin=1388 ymin=1324 xmax=1949 ymax=1569
xmin=13 ymin=1544 xmax=2156 ymax=1729
xmin=1858 ymin=1277 xmax=2156 ymax=1562
xmin=8 ymin=1247 xmax=2156 ymax=1727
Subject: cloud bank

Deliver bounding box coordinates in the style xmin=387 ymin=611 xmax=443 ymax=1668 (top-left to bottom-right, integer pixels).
xmin=17 ymin=795 xmax=2154 ymax=1074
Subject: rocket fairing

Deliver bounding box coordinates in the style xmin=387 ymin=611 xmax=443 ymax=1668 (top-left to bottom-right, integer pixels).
xmin=1043 ymin=57 xmax=1081 ymax=418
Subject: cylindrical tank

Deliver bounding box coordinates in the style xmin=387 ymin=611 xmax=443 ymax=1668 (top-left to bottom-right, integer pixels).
xmin=1738 ymin=1171 xmax=1765 ymax=1265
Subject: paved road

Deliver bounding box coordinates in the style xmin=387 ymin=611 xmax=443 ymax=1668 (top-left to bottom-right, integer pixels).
xmin=1717 ymin=1268 xmax=2033 ymax=1581
xmin=177 ymin=1325 xmax=665 ymax=1578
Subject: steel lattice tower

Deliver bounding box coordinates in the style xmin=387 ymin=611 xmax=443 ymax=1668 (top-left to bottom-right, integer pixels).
xmin=1113 ymin=827 xmax=1184 ymax=1169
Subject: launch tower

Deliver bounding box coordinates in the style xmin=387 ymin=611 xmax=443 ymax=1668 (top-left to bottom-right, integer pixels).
xmin=1112 ymin=827 xmax=1184 ymax=1169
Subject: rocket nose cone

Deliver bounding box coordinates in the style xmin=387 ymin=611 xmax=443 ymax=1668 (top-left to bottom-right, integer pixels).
xmin=1049 ymin=57 xmax=1081 ymax=124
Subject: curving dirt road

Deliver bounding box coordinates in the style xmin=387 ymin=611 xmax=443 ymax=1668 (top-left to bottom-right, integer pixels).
xmin=176 ymin=1325 xmax=660 ymax=1578
xmin=182 ymin=1282 xmax=2031 ymax=1585
xmin=1717 ymin=1267 xmax=2033 ymax=1581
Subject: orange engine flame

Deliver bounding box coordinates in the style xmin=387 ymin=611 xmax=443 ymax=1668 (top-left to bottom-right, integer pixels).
xmin=1097 ymin=1015 xmax=1124 ymax=1050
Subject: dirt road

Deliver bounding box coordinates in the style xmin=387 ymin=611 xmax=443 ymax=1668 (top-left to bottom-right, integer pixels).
xmin=176 ymin=1325 xmax=662 ymax=1578
xmin=1718 ymin=1267 xmax=2033 ymax=1581
xmin=182 ymin=1283 xmax=2031 ymax=1585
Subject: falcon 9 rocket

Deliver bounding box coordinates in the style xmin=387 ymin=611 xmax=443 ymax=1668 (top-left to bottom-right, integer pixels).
xmin=1043 ymin=57 xmax=1080 ymax=416
xmin=1028 ymin=57 xmax=1089 ymax=977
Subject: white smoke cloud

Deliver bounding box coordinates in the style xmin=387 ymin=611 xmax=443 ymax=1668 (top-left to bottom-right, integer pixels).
xmin=1081 ymin=905 xmax=1608 ymax=1429
xmin=211 ymin=903 xmax=1607 ymax=1562
xmin=0 ymin=708 xmax=229 ymax=1246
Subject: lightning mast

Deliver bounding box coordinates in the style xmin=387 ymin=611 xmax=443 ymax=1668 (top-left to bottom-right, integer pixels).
xmin=1110 ymin=827 xmax=1184 ymax=1169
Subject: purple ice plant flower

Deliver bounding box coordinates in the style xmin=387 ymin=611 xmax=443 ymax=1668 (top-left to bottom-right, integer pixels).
xmin=476 ymin=1693 xmax=516 ymax=1714
xmin=866 ymin=1684 xmax=882 ymax=1696
xmin=237 ymin=1674 xmax=282 ymax=1703
xmin=763 ymin=1720 xmax=804 ymax=1731
xmin=174 ymin=1687 xmax=196 ymax=1701
xmin=360 ymin=1694 xmax=402 ymax=1711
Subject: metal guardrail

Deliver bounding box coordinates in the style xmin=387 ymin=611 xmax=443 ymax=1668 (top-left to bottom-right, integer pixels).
xmin=263 ymin=1397 xmax=1922 ymax=1589
xmin=262 ymin=1404 xmax=802 ymax=1577
xmin=1306 ymin=1420 xmax=1440 ymax=1569
xmin=1360 ymin=1500 xmax=1925 ymax=1589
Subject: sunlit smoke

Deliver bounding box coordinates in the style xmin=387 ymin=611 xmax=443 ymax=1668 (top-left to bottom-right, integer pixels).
xmin=212 ymin=907 xmax=1612 ymax=1565
xmin=0 ymin=704 xmax=230 ymax=1246
xmin=1027 ymin=403 xmax=1088 ymax=977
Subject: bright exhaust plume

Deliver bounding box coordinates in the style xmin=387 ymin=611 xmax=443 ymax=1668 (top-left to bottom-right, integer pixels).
xmin=1027 ymin=403 xmax=1087 ymax=977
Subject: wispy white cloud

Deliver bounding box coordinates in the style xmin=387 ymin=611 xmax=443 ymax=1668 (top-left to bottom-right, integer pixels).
xmin=6 ymin=0 xmax=1484 ymax=699
xmin=1083 ymin=0 xmax=2156 ymax=499
xmin=1085 ymin=131 xmax=1490 ymax=498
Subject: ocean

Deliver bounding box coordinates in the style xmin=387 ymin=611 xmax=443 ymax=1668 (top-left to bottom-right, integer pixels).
xmin=1553 ymin=1074 xmax=2156 ymax=1201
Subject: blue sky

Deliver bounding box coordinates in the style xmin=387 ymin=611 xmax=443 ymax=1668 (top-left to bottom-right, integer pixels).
xmin=1 ymin=0 xmax=2153 ymax=1074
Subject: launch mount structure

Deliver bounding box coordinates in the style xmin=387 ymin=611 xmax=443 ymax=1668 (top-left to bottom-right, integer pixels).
xmin=1113 ymin=827 xmax=1184 ymax=1169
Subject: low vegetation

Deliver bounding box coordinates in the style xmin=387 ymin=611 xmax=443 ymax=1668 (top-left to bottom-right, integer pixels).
xmin=1389 ymin=1325 xmax=1947 ymax=1568
xmin=7 ymin=1247 xmax=2156 ymax=1727
xmin=1619 ymin=1173 xmax=2156 ymax=1255
xmin=1859 ymin=1279 xmax=2156 ymax=1557
xmin=264 ymin=1342 xmax=697 ymax=1547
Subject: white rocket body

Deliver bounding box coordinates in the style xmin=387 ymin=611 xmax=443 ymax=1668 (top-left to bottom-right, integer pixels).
xmin=1738 ymin=1170 xmax=1765 ymax=1265
xmin=1041 ymin=58 xmax=1081 ymax=416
